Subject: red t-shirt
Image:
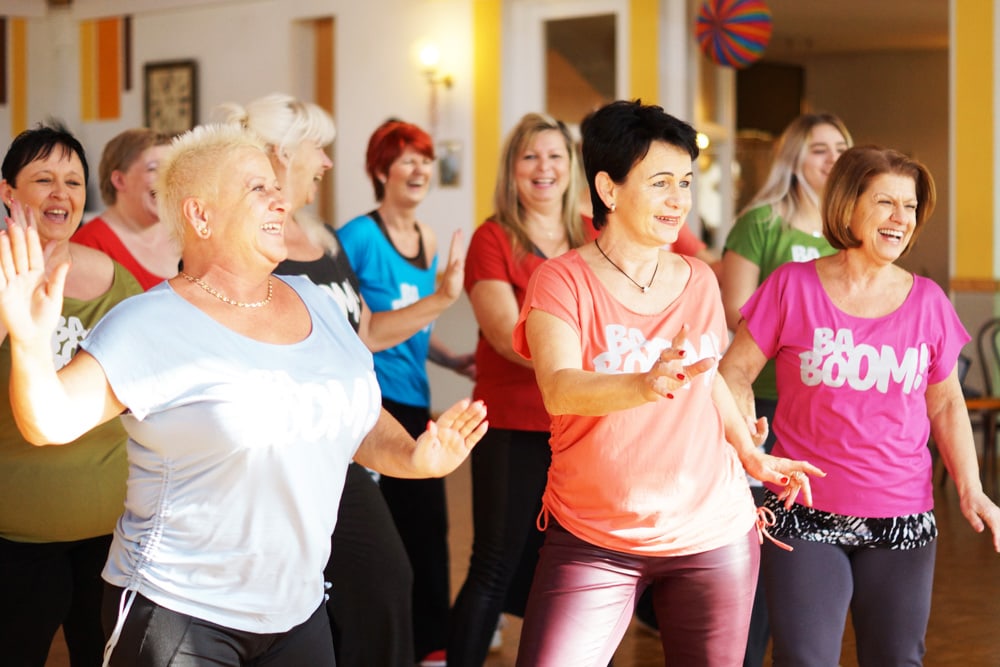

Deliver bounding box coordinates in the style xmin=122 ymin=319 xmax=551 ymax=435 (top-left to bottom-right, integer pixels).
xmin=72 ymin=217 xmax=168 ymax=291
xmin=513 ymin=251 xmax=755 ymax=555
xmin=464 ymin=219 xmax=596 ymax=430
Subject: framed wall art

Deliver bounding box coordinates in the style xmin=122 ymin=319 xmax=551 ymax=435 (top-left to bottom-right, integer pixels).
xmin=143 ymin=59 xmax=198 ymax=135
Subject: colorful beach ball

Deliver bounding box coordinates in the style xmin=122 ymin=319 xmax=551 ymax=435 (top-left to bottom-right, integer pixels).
xmin=695 ymin=0 xmax=773 ymax=69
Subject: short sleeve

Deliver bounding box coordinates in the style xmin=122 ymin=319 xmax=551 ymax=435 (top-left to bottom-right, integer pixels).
xmin=512 ymin=256 xmax=582 ymax=361
xmin=464 ymin=220 xmax=510 ymax=291
xmin=922 ymin=278 xmax=971 ymax=384
xmin=724 ymin=205 xmax=772 ymax=265
xmin=739 ymin=261 xmax=792 ymax=360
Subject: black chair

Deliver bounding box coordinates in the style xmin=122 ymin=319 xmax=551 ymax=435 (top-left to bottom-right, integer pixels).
xmin=974 ymin=318 xmax=1000 ymax=491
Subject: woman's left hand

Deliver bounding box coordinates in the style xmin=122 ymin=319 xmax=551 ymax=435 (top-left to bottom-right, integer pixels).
xmin=642 ymin=324 xmax=717 ymax=401
xmin=435 ymin=229 xmax=466 ymax=303
xmin=958 ymin=490 xmax=1000 ymax=553
xmin=413 ymin=398 xmax=488 ymax=476
xmin=742 ymin=450 xmax=826 ymax=509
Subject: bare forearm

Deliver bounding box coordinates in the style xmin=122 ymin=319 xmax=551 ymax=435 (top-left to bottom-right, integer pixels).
xmin=718 ymin=360 xmax=756 ymax=418
xmin=933 ymin=404 xmax=985 ymax=497
xmin=361 ymin=292 xmax=452 ymax=352
xmin=9 ymin=339 xmax=77 ymax=445
xmin=354 ymin=408 xmax=424 ymax=477
xmin=713 ymin=374 xmax=757 ymax=460
xmin=539 ymin=368 xmax=649 ymax=416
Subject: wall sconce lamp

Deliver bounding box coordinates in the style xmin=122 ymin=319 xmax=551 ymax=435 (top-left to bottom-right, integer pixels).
xmin=418 ymin=42 xmax=454 ymax=89
xmin=417 ymin=42 xmax=453 ymax=136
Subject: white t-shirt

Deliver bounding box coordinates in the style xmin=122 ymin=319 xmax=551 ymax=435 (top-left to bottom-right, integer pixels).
xmin=81 ymin=274 xmax=380 ymax=632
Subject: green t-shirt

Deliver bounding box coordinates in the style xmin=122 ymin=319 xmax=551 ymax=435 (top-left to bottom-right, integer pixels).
xmin=0 ymin=262 xmax=141 ymax=542
xmin=724 ymin=204 xmax=837 ymax=400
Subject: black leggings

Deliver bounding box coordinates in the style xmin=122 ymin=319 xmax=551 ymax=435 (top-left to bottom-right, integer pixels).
xmin=447 ymin=428 xmax=551 ymax=666
xmin=101 ymin=586 xmax=335 ymax=666
xmin=763 ymin=536 xmax=936 ymax=667
xmin=378 ymin=398 xmax=450 ymax=660
xmin=0 ymin=533 xmax=111 ymax=667
xmin=325 ymin=462 xmax=414 ymax=667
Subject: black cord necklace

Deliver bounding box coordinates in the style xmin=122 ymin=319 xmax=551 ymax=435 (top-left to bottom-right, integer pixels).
xmin=594 ymin=238 xmax=659 ymax=293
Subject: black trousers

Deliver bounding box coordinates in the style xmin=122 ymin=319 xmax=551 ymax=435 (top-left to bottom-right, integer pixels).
xmin=379 ymin=398 xmax=451 ymax=660
xmin=0 ymin=534 xmax=111 ymax=667
xmin=102 ymin=586 xmax=335 ymax=666
xmin=447 ymin=427 xmax=550 ymax=667
xmin=325 ymin=462 xmax=414 ymax=667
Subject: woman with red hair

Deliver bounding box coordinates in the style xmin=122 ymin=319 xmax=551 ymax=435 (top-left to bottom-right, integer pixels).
xmin=339 ymin=120 xmax=475 ymax=667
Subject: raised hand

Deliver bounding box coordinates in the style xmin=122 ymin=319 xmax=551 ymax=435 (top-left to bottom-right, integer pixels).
xmin=0 ymin=202 xmax=68 ymax=343
xmin=642 ymin=324 xmax=717 ymax=401
xmin=413 ymin=398 xmax=487 ymax=477
xmin=436 ymin=229 xmax=466 ymax=303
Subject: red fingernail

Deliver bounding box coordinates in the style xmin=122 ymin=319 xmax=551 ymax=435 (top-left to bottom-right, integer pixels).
xmin=427 ymin=420 xmax=434 ymax=429
xmin=666 ymin=393 xmax=674 ymax=399
xmin=779 ymin=476 xmax=789 ymax=485
xmin=677 ymin=350 xmax=686 ymax=357
xmin=676 ymin=373 xmax=685 ymax=380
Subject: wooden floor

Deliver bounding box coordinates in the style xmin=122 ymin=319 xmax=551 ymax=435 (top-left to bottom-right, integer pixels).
xmin=47 ymin=461 xmax=1000 ymax=666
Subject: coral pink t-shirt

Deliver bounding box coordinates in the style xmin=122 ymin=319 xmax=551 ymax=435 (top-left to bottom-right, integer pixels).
xmin=513 ymin=251 xmax=755 ymax=556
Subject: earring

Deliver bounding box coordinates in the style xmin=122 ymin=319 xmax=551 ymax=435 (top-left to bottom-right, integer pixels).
xmin=609 ymin=202 xmax=616 ymax=212
xmin=198 ymin=226 xmax=211 ymax=238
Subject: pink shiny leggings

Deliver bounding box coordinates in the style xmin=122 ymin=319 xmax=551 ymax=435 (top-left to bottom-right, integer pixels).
xmin=516 ymin=523 xmax=759 ymax=667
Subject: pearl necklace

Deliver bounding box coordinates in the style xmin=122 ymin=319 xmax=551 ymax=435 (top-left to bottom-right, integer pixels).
xmin=180 ymin=272 xmax=273 ymax=309
xmin=594 ymin=239 xmax=658 ymax=293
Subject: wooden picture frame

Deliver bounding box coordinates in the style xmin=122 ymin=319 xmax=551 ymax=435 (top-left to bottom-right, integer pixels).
xmin=143 ymin=59 xmax=198 ymax=135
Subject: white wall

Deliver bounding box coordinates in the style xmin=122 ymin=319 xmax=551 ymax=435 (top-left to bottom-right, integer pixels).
xmin=6 ymin=0 xmax=475 ymax=248
xmin=801 ymin=49 xmax=950 ymax=289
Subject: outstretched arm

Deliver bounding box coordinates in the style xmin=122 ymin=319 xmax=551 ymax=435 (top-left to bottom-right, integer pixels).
xmin=719 ymin=321 xmax=825 ymax=506
xmin=526 ymin=312 xmax=714 ymax=416
xmin=358 ymin=229 xmax=466 ymax=352
xmin=0 ymin=208 xmax=123 ymax=445
xmin=353 ymin=399 xmax=488 ymax=478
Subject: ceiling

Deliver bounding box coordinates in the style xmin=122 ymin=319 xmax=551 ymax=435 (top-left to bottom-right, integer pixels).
xmin=764 ymin=0 xmax=949 ymax=60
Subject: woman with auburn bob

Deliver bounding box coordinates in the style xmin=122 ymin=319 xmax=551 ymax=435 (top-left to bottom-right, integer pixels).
xmin=72 ymin=128 xmax=178 ymax=290
xmin=720 ymin=146 xmax=1000 ymax=666
xmin=512 ymin=100 xmax=822 ymax=666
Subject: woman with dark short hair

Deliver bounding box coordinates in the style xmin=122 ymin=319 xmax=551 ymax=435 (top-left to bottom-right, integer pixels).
xmin=0 ymin=124 xmax=141 ymax=667
xmin=511 ymin=100 xmax=821 ymax=666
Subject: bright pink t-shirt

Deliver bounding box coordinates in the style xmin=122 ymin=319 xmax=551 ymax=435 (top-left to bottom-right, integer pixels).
xmin=72 ymin=217 xmax=168 ymax=291
xmin=513 ymin=251 xmax=755 ymax=556
xmin=742 ymin=261 xmax=970 ymax=517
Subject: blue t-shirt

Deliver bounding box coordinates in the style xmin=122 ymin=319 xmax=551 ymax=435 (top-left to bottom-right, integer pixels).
xmin=338 ymin=213 xmax=438 ymax=408
xmin=81 ymin=275 xmax=380 ymax=633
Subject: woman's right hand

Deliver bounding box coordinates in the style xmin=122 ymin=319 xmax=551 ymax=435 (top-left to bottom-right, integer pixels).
xmin=0 ymin=203 xmax=68 ymax=343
